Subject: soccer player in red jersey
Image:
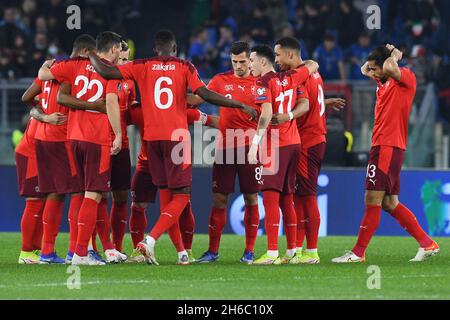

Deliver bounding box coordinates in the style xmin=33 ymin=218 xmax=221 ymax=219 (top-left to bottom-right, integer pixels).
xmin=105 ymin=42 xmax=139 ymax=253
xmin=16 ymin=87 xmax=66 ymax=264
xmin=187 ymin=41 xmax=262 ymax=264
xmin=247 ymin=45 xmax=318 ymax=265
xmin=32 ymin=35 xmax=108 ymax=264
xmin=38 ymin=31 xmax=126 ymax=265
xmin=332 ymin=45 xmax=439 ymax=263
xmin=274 ymin=37 xmax=345 ymax=264
xmin=89 ymin=29 xmax=256 ymax=265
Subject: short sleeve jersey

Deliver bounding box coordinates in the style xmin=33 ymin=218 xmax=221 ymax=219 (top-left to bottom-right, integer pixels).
xmin=117 ymin=56 xmax=206 ymax=141
xmin=296 ymin=71 xmax=327 ymax=149
xmin=372 ymin=67 xmax=416 ymax=150
xmin=50 ymin=57 xmax=111 ymax=146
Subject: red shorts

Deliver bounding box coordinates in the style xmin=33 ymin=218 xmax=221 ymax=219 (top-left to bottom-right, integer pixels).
xmin=70 ymin=140 xmax=111 ymax=193
xmin=111 ymin=148 xmax=131 ymax=190
xmin=260 ymin=144 xmax=300 ymax=194
xmin=35 ymin=140 xmax=82 ymax=194
xmin=15 ymin=152 xmax=45 ymax=198
xmin=131 ymin=169 xmax=158 ymax=203
xmin=146 ymin=140 xmax=192 ymax=189
xmin=295 ymin=142 xmax=326 ymax=196
xmin=212 ymin=145 xmax=261 ymax=194
xmin=365 ymin=145 xmax=404 ymax=195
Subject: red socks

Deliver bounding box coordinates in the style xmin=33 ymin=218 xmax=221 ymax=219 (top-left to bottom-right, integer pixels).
xmin=294 ymin=195 xmax=306 ymax=248
xmin=208 ymin=207 xmax=227 ymax=254
xmin=96 ymin=198 xmax=115 ymax=251
xmin=110 ymin=201 xmax=128 ymax=252
xmin=389 ymin=203 xmax=433 ymax=248
xmin=75 ymin=198 xmax=99 ymax=256
xmin=41 ymin=198 xmax=64 ymax=255
xmin=149 ymin=193 xmax=190 ymax=241
xmin=352 ymin=205 xmax=381 ymax=257
xmin=244 ymin=204 xmax=259 ymax=252
xmin=302 ymin=196 xmax=321 ymax=250
xmin=21 ymin=199 xmax=45 ymax=252
xmin=263 ymin=191 xmax=280 ymax=251
xmin=179 ymin=201 xmax=195 ymax=250
xmin=160 ymin=189 xmax=185 ymax=252
xmin=68 ymin=194 xmax=83 ymax=253
xmin=280 ymin=194 xmax=297 ymax=250
xmin=129 ymin=205 xmax=147 ymax=248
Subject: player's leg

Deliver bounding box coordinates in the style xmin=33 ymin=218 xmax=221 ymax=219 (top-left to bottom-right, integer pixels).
xmin=111 ymin=190 xmax=129 ymax=252
xmin=161 ymin=187 xmax=187 ymax=258
xmin=67 ymin=192 xmax=84 ymax=262
xmin=16 ymin=151 xmax=46 ymax=264
xmin=179 ymin=199 xmax=195 ymax=261
xmin=253 ymin=190 xmax=281 ymax=265
xmin=40 ymin=192 xmax=66 ymax=264
xmin=109 ymin=149 xmax=131 ymax=252
xmin=137 ymin=141 xmax=191 ymax=265
xmin=128 ymin=201 xmax=148 ymax=263
xmin=383 ymin=195 xmax=439 ymax=261
xmin=241 ymin=193 xmax=259 ymax=263
xmin=280 ymin=193 xmax=298 ymax=264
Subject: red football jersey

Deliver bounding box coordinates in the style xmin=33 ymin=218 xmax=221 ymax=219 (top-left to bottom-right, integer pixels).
xmin=33 ymin=76 xmax=69 ymax=142
xmin=254 ymin=67 xmax=310 ymax=147
xmin=372 ymin=68 xmax=416 ymax=150
xmin=296 ymin=71 xmax=327 ymax=149
xmin=16 ymin=118 xmax=38 ymax=158
xmin=50 ymin=57 xmax=111 ymax=146
xmin=106 ymin=79 xmax=137 ymax=149
xmin=207 ymin=71 xmax=258 ymax=149
xmin=117 ymin=56 xmax=205 ymax=141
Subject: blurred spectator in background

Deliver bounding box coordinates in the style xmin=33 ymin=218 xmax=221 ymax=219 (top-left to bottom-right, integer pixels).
xmin=216 ymin=25 xmax=235 ymax=73
xmin=247 ymin=3 xmax=273 ymax=44
xmin=402 ymin=0 xmax=440 ymax=47
xmin=189 ymin=27 xmax=214 ymax=78
xmin=313 ymin=34 xmax=346 ymax=82
xmin=347 ymin=32 xmax=374 ymax=80
xmin=265 ymin=0 xmax=288 ymax=39
xmin=0 ymin=7 xmax=26 ymax=48
xmin=296 ymin=0 xmax=325 ymax=54
xmin=337 ymin=0 xmax=364 ymax=48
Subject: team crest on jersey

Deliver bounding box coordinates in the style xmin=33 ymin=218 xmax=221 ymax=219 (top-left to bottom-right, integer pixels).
xmin=256 ymin=87 xmax=266 ymax=96
xmin=224 ymin=84 xmax=234 ymax=91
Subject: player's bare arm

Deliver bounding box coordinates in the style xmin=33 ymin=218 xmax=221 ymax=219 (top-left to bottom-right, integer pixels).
xmin=21 ymin=81 xmax=41 ymax=107
xmin=29 ymin=107 xmax=67 ymax=125
xmin=383 ymin=44 xmax=402 ymax=82
xmin=106 ymin=92 xmax=122 ymax=155
xmin=57 ymin=82 xmax=106 ymax=113
xmin=88 ymin=52 xmax=123 ymax=79
xmin=206 ymin=115 xmax=219 ymax=129
xmin=325 ymin=98 xmax=346 ymax=111
xmin=195 ymin=86 xmax=257 ymax=120
xmin=271 ymin=98 xmax=309 ymax=125
xmin=38 ymin=59 xmax=56 ymax=81
xmin=187 ymin=93 xmax=204 ymax=106
xmin=248 ymin=102 xmax=272 ymax=164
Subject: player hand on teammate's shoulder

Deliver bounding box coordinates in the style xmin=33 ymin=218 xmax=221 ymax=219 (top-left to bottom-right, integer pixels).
xmin=303 ymin=60 xmax=319 ymax=75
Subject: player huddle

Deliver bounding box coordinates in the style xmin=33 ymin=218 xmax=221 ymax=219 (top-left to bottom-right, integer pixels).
xmin=16 ymin=29 xmax=439 ymax=266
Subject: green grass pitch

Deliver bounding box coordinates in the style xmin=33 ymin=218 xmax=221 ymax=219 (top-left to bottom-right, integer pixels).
xmin=0 ymin=233 xmax=448 ymax=300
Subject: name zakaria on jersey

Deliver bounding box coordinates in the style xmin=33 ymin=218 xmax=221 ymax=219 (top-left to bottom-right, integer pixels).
xmin=50 ymin=57 xmax=112 ymax=146
xmin=296 ymin=71 xmax=327 ymax=149
xmin=117 ymin=56 xmax=206 ymax=142
xmin=34 ymin=76 xmax=69 ymax=142
xmin=372 ymin=67 xmax=416 ymax=150
xmin=207 ymin=71 xmax=258 ymax=148
xmin=254 ymin=66 xmax=310 ymax=147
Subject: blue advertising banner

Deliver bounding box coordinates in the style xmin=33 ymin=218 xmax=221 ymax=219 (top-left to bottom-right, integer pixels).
xmin=1 ymin=166 xmax=449 ymax=237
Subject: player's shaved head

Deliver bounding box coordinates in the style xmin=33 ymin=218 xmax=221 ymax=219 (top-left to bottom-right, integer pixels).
xmin=251 ymin=45 xmax=275 ymax=65
xmin=72 ymin=34 xmax=96 ymax=56
xmin=154 ymin=29 xmax=177 ymax=56
xmin=96 ymin=31 xmax=122 ymax=53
